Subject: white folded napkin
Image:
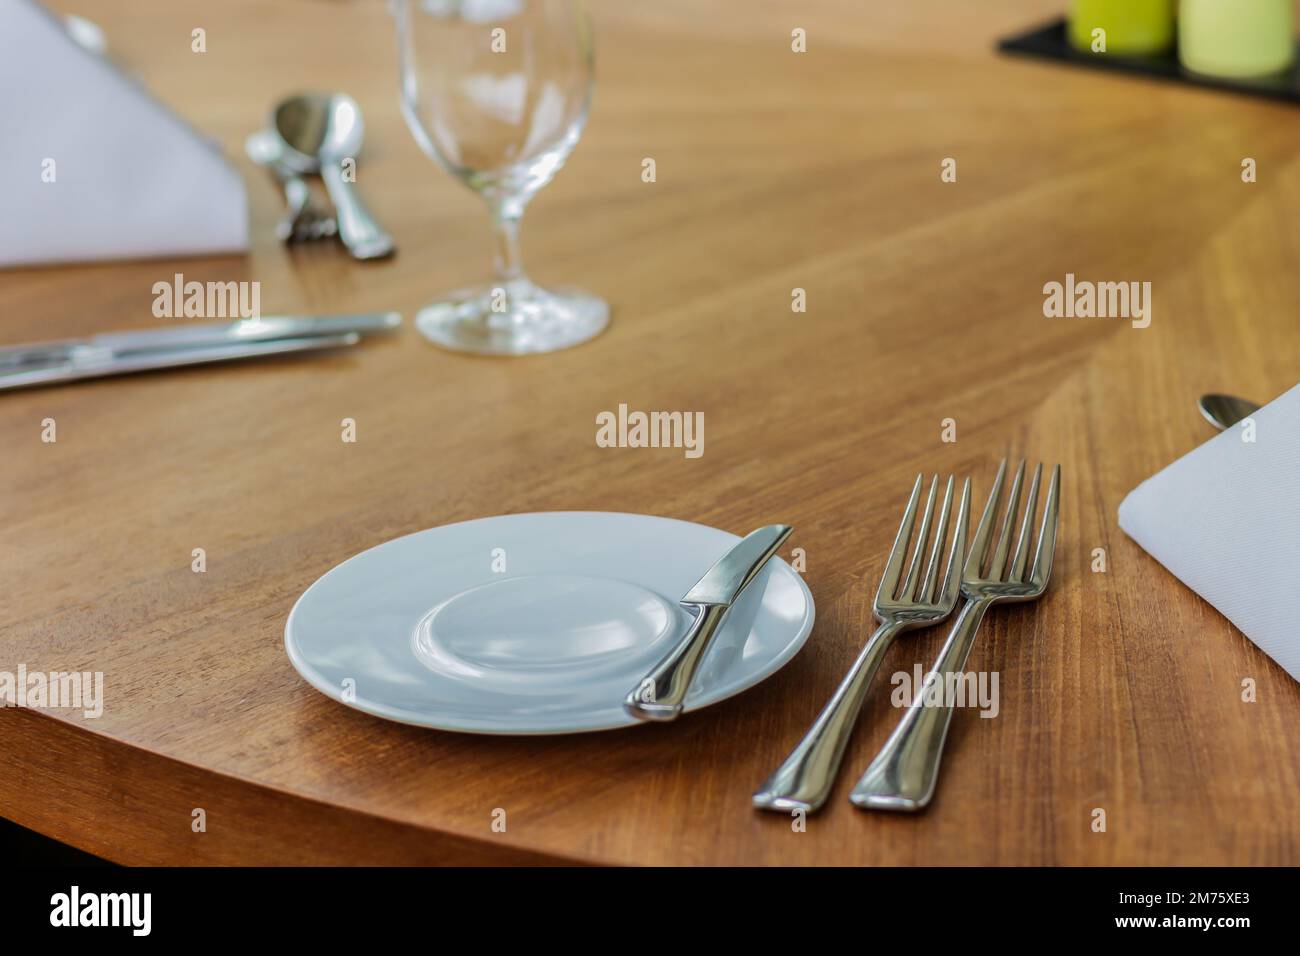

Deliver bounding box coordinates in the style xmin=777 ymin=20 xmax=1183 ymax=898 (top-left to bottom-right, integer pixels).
xmin=0 ymin=0 xmax=247 ymax=267
xmin=1118 ymin=383 xmax=1300 ymax=683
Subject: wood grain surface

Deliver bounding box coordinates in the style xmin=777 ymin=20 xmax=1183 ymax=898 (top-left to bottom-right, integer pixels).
xmin=2 ymin=0 xmax=1298 ymax=865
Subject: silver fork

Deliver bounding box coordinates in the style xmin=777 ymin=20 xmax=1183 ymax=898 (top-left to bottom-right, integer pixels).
xmin=245 ymin=131 xmax=338 ymax=244
xmin=850 ymin=458 xmax=1061 ymax=812
xmin=752 ymin=473 xmax=970 ymax=814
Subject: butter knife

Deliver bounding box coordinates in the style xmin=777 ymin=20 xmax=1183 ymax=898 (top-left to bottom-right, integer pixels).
xmin=624 ymin=524 xmax=793 ymax=722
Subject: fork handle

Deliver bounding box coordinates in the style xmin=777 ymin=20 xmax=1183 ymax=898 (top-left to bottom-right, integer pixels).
xmin=849 ymin=598 xmax=992 ymax=812
xmin=752 ymin=620 xmax=905 ymax=813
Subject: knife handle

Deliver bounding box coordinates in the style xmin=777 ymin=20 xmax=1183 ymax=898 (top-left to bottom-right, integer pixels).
xmin=624 ymin=604 xmax=729 ymax=721
xmin=0 ymin=334 xmax=360 ymax=392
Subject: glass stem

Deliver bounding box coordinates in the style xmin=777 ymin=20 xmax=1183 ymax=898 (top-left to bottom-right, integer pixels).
xmin=492 ymin=211 xmax=526 ymax=287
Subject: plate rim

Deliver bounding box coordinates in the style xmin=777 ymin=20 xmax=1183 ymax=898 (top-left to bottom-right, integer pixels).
xmin=284 ymin=511 xmax=815 ymax=735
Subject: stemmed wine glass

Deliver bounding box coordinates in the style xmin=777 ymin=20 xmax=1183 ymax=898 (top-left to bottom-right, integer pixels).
xmin=391 ymin=0 xmax=608 ymax=355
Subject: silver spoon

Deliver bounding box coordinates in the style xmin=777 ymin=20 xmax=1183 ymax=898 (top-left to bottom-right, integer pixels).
xmin=64 ymin=15 xmax=106 ymax=55
xmin=273 ymin=93 xmax=395 ymax=260
xmin=1198 ymin=394 xmax=1261 ymax=431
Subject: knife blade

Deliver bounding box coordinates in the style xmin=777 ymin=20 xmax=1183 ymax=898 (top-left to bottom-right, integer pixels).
xmin=624 ymin=524 xmax=793 ymax=722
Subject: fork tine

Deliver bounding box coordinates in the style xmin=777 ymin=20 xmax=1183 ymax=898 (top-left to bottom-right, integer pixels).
xmin=876 ymin=474 xmax=923 ymax=606
xmin=963 ymin=458 xmax=1007 ymax=579
xmin=940 ymin=477 xmax=971 ymax=606
xmin=899 ymin=475 xmax=939 ymax=601
xmin=917 ymin=475 xmax=954 ymax=603
xmin=1030 ymin=465 xmax=1062 ymax=588
xmin=987 ymin=459 xmax=1026 ymax=581
xmin=1009 ymin=463 xmax=1043 ymax=582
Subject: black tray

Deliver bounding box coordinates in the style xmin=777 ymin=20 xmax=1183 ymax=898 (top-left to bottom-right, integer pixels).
xmin=998 ymin=17 xmax=1300 ymax=105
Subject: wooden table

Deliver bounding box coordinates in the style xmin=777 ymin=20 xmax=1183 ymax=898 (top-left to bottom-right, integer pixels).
xmin=3 ymin=0 xmax=1298 ymax=866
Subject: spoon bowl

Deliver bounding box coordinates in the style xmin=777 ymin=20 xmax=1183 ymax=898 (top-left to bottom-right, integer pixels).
xmin=273 ymin=93 xmax=365 ymax=172
xmin=1198 ymin=393 xmax=1261 ymax=431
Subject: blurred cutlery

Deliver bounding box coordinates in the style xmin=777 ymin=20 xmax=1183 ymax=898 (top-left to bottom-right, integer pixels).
xmin=273 ymin=93 xmax=395 ymax=260
xmin=1198 ymin=393 xmax=1261 ymax=431
xmin=0 ymin=313 xmax=400 ymax=370
xmin=0 ymin=334 xmax=360 ymax=392
xmin=245 ymin=130 xmax=338 ymax=243
xmin=64 ymin=15 xmax=106 ymax=54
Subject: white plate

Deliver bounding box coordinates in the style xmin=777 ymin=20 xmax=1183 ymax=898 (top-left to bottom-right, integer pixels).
xmin=285 ymin=512 xmax=815 ymax=734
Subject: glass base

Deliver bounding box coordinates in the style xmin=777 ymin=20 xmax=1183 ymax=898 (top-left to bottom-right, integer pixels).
xmin=414 ymin=282 xmax=609 ymax=356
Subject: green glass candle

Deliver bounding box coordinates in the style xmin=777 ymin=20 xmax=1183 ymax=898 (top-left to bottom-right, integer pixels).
xmin=1180 ymin=0 xmax=1295 ymax=78
xmin=1068 ymin=0 xmax=1175 ymax=55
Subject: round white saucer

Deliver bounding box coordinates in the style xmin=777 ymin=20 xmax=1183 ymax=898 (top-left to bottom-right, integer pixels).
xmin=285 ymin=512 xmax=814 ymax=734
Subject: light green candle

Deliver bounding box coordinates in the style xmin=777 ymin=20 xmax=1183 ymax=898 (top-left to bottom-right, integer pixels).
xmin=1068 ymin=0 xmax=1175 ymax=55
xmin=1180 ymin=0 xmax=1295 ymax=78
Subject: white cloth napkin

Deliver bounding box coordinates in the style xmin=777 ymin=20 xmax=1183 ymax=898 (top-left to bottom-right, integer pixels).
xmin=1118 ymin=383 xmax=1300 ymax=683
xmin=0 ymin=0 xmax=247 ymax=267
